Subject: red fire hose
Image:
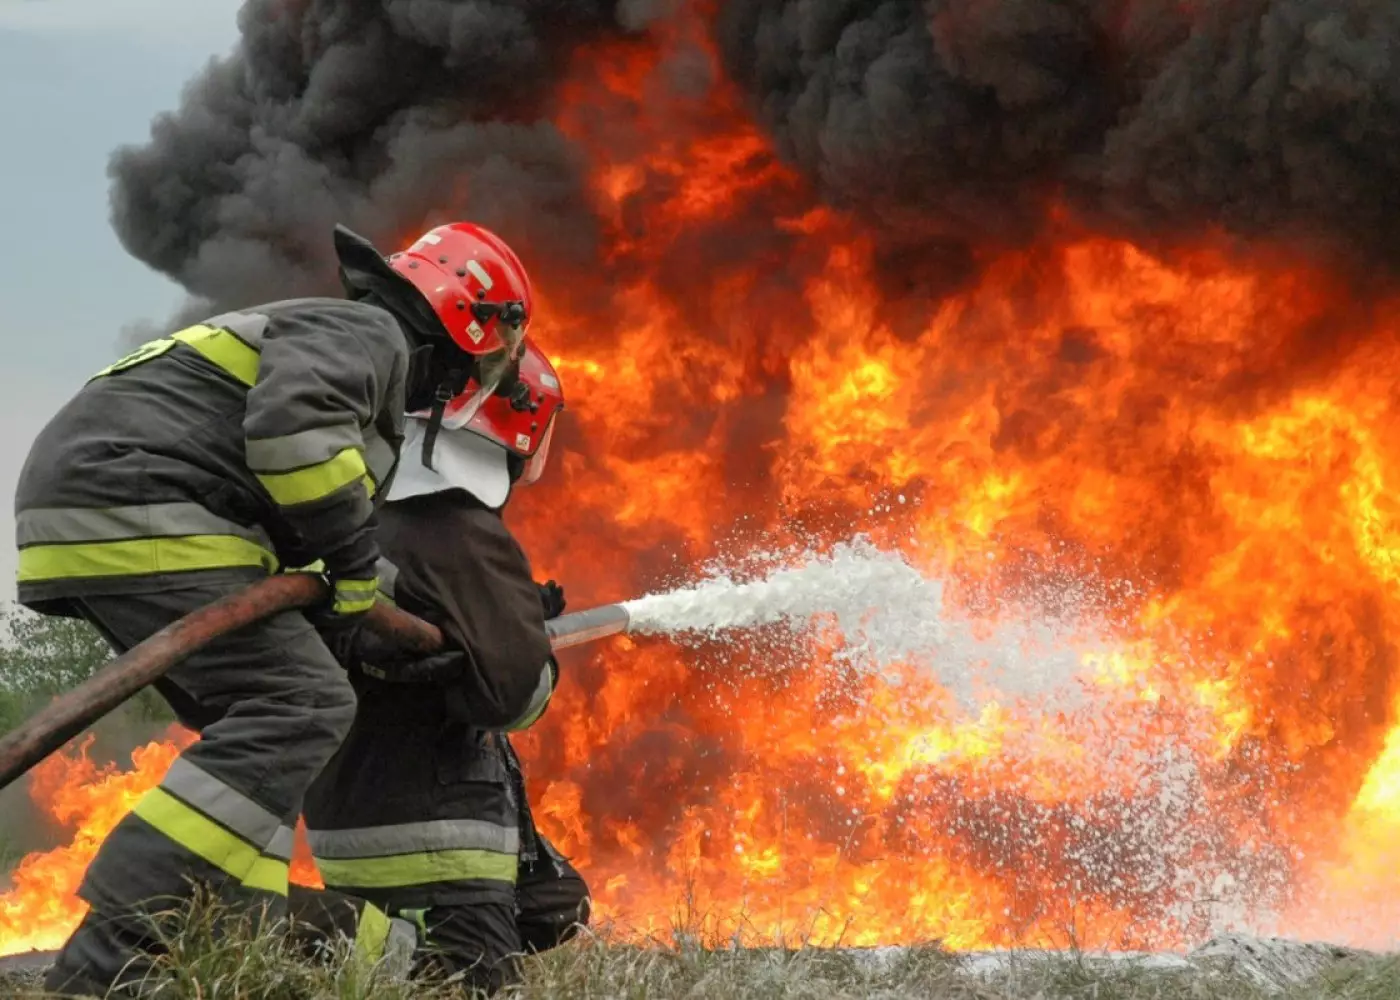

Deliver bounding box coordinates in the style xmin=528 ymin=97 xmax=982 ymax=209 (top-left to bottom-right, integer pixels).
xmin=0 ymin=575 xmax=631 ymax=794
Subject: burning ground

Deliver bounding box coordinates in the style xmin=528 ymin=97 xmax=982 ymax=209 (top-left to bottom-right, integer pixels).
xmin=7 ymin=0 xmax=1400 ymax=960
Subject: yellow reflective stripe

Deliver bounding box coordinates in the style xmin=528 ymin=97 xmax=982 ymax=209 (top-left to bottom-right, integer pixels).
xmin=89 ymin=325 xmax=261 ymax=385
xmin=361 ymin=473 xmax=378 ymax=499
xmin=334 ymin=578 xmax=378 ymax=615
xmin=257 ymin=447 xmax=368 ymax=506
xmin=172 ymin=325 xmax=261 ymax=386
xmin=317 ymin=849 xmax=518 ymax=889
xmin=243 ymin=855 xmax=291 ymax=895
xmin=354 ymin=903 xmax=392 ymax=964
xmin=90 ymin=338 xmax=178 ymax=379
xmin=511 ymin=696 xmax=551 ymax=732
xmin=132 ymin=788 xmax=287 ymax=896
xmin=17 ymin=534 xmax=278 ymax=583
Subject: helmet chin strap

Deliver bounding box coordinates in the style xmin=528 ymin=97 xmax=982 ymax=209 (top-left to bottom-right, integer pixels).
xmin=421 ymin=369 xmax=465 ymax=471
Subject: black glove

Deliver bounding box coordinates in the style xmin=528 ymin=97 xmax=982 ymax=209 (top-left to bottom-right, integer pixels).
xmin=319 ymin=617 xmax=366 ymax=672
xmin=537 ymin=580 xmax=566 ymax=620
xmin=319 ymin=522 xmax=382 ymax=622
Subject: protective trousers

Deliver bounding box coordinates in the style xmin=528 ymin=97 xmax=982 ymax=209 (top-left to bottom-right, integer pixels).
xmin=287 ymin=834 xmax=589 ymax=994
xmin=42 ymin=581 xmax=356 ymax=997
xmin=302 ymin=699 xmax=591 ymax=994
xmin=406 ymin=834 xmax=591 ymax=993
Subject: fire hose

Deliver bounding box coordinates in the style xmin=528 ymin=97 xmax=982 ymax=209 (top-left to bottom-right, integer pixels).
xmin=0 ymin=574 xmax=631 ymax=794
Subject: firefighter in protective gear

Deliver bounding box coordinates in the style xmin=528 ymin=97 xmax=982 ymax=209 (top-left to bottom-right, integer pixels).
xmin=15 ymin=220 xmax=539 ymax=997
xmin=291 ymin=339 xmax=588 ymax=994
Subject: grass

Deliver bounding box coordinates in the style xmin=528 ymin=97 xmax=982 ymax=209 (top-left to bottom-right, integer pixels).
xmin=1 ymin=896 xmax=1396 ymax=999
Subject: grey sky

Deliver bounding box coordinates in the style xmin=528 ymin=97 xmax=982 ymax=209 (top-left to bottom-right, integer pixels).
xmin=0 ymin=0 xmax=243 ymax=598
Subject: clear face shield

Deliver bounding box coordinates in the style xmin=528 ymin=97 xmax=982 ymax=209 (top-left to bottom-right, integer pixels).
xmin=440 ymin=300 xmax=528 ymax=430
xmin=519 ymin=417 xmax=555 ymax=486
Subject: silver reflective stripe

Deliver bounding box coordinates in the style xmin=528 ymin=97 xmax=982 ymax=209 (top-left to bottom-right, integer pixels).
xmin=205 ymin=309 xmax=270 ymax=348
xmin=246 ymin=423 xmax=364 ymax=474
xmin=16 ymin=503 xmax=274 ymax=548
xmin=160 ymin=758 xmax=282 ymax=848
xmin=364 ymin=430 xmax=397 ymax=485
xmin=375 ymin=557 xmax=400 ymax=602
xmin=507 ymin=663 xmax=555 ymax=731
xmin=307 ymin=818 xmax=519 ymax=859
xmin=383 ymin=918 xmax=418 ymax=980
xmin=265 ymin=824 xmax=296 ymax=862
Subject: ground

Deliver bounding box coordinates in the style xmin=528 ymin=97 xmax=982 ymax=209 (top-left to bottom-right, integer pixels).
xmin=2 ymin=930 xmax=1398 ymax=999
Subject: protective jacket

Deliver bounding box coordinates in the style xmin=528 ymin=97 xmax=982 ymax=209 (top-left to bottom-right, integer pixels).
xmin=302 ymin=488 xmax=556 ymax=911
xmin=14 ymin=299 xmax=409 ymax=613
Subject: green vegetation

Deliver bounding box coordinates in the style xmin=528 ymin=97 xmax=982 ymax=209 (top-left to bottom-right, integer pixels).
xmin=1 ymin=895 xmax=1396 ymax=1000
xmin=0 ymin=606 xmax=113 ymax=736
xmin=0 ymin=604 xmax=175 ymax=872
xmin=0 ymin=601 xmax=176 ymax=741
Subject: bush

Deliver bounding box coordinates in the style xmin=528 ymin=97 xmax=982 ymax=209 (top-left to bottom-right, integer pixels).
xmin=0 ymin=604 xmax=175 ymax=869
xmin=0 ymin=604 xmax=174 ymax=738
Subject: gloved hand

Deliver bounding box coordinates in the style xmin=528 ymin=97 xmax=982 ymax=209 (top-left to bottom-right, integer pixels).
xmin=320 ymin=617 xmax=366 ymax=673
xmin=537 ymin=579 xmax=566 ymax=620
xmin=320 ymin=526 xmax=382 ymax=621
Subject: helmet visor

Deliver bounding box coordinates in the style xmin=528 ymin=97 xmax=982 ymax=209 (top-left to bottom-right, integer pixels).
xmin=519 ymin=418 xmax=555 ymax=486
xmin=440 ymin=307 xmax=527 ymax=430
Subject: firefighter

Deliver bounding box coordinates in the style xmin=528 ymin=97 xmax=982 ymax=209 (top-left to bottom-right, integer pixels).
xmin=16 ymin=221 xmax=539 ymax=997
xmin=291 ymin=337 xmax=590 ymax=994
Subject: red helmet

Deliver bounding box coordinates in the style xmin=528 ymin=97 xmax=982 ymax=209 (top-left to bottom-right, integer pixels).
xmin=388 ymin=222 xmax=534 ymax=358
xmin=440 ymin=337 xmax=564 ymax=486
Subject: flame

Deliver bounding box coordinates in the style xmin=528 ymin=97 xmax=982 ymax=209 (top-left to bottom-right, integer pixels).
xmin=0 ymin=729 xmax=193 ymax=954
xmin=6 ymin=2 xmax=1400 ymax=958
xmin=0 ymin=728 xmax=323 ymax=957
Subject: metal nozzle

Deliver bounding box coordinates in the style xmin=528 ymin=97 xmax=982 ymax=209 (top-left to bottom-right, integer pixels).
xmin=545 ymin=603 xmax=632 ymax=651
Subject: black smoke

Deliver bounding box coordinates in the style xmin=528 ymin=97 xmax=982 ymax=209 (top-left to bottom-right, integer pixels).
xmin=108 ymin=0 xmax=637 ymax=313
xmin=715 ymin=0 xmax=1400 ymax=271
xmin=110 ymin=0 xmax=1400 ymax=321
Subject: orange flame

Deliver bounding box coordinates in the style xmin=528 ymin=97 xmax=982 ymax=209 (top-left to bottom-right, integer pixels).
xmin=0 ymin=728 xmax=324 ymax=957
xmin=0 ymin=729 xmax=192 ymax=954
xmin=6 ymin=3 xmax=1400 ymax=958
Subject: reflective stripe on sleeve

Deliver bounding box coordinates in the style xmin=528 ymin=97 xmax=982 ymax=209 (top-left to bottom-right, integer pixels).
xmin=333 ymin=578 xmax=378 ymax=615
xmin=256 ymin=447 xmax=370 ymax=507
xmin=506 ymin=663 xmax=555 ymax=732
xmin=246 ymin=424 xmax=366 ymax=475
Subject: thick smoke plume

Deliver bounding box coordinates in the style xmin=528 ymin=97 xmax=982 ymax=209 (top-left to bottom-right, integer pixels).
xmin=109 ymin=0 xmax=633 ymax=312
xmin=111 ymin=0 xmax=1400 ymax=312
xmin=716 ymin=0 xmax=1400 ymax=269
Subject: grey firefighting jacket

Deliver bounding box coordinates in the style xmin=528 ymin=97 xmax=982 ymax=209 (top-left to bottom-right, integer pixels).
xmin=302 ymin=488 xmax=556 ymax=910
xmin=14 ymin=298 xmax=409 ymax=613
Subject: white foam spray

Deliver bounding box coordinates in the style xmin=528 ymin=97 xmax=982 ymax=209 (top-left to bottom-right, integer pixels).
xmin=615 ymin=534 xmax=1293 ymax=943
xmin=620 ymin=536 xmax=1114 ymax=705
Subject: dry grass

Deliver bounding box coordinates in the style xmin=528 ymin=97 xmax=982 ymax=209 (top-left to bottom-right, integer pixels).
xmin=1 ymin=896 xmax=1396 ymax=999
xmin=508 ymin=929 xmax=1400 ymax=1000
